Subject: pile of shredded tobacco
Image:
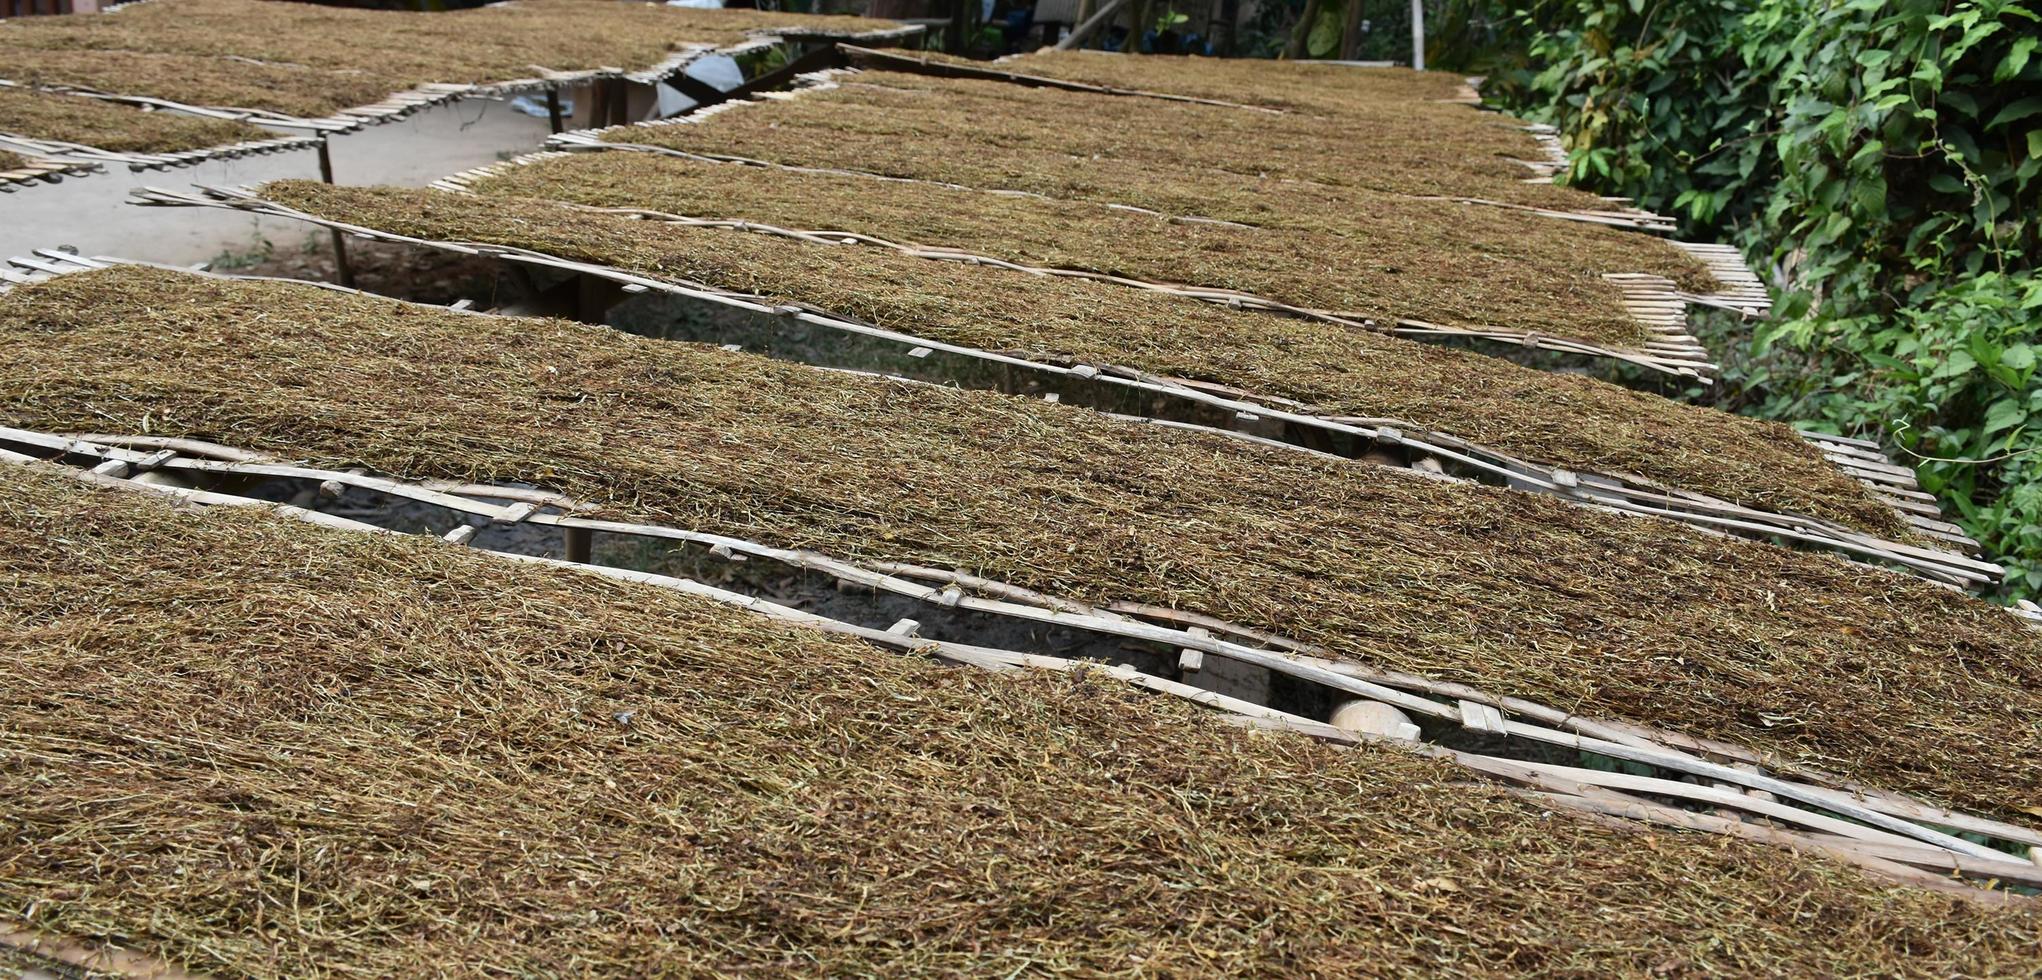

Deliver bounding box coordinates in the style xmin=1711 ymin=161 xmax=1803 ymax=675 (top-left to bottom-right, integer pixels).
xmin=4 ymin=463 xmax=2037 ymax=974
xmin=0 ymin=85 xmax=274 ymax=154
xmin=604 ymin=68 xmax=1631 ymax=219
xmin=1 ymin=266 xmax=2034 ymax=821
xmin=464 ymin=149 xmax=1709 ymax=342
xmin=0 ymin=0 xmax=899 ymax=118
xmin=1001 ymin=48 xmax=1476 ymax=110
xmin=252 ymin=179 xmax=1892 ymax=534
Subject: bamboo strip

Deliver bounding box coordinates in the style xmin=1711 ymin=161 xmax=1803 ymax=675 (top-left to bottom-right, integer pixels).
xmin=1509 ymin=790 xmax=2028 ymax=905
xmin=0 ymin=923 xmax=205 ymax=980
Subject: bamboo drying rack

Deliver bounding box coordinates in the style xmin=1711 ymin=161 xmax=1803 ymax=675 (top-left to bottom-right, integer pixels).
xmin=0 ymin=407 xmax=2034 ymax=901
xmin=543 ymin=128 xmax=1727 ymax=378
xmin=841 ymin=44 xmax=1285 ymax=112
xmin=0 ymin=26 xmax=922 ymax=137
xmin=837 ymin=50 xmax=1681 ymax=233
xmin=0 ymin=102 xmax=320 ymax=172
xmin=567 ymin=65 xmax=1688 ymax=233
xmin=61 ymin=209 xmax=2003 ymax=593
xmin=422 ymin=156 xmax=1920 ymax=554
xmin=538 ymin=75 xmax=1746 ymax=378
xmin=0 ymin=44 xmax=724 ymax=137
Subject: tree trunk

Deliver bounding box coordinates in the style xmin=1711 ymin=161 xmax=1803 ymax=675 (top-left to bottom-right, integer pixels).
xmin=1122 ymin=0 xmax=1150 ymax=53
xmin=1216 ymin=0 xmax=1239 ymax=55
xmin=945 ymin=0 xmax=974 ymax=53
xmin=1339 ymin=0 xmax=1366 ymax=59
xmin=1282 ymin=0 xmax=1325 ymax=59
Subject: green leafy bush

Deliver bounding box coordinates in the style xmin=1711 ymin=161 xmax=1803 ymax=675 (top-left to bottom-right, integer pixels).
xmin=1475 ymin=0 xmax=2042 ymax=599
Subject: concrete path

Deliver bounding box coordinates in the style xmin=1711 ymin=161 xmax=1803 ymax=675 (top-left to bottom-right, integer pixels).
xmin=0 ymin=97 xmax=551 ymax=266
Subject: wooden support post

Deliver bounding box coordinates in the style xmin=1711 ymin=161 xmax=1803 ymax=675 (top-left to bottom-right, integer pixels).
xmin=1178 ymin=627 xmax=1272 ymax=704
xmin=945 ymin=0 xmax=973 ymax=53
xmin=574 ymin=274 xmax=622 ymax=324
xmin=564 ymin=527 xmax=592 ymax=564
xmin=713 ymin=44 xmax=847 ymax=105
xmin=545 ymin=86 xmax=564 ymax=134
xmin=663 ymin=70 xmax=727 ymax=108
xmin=605 ymin=78 xmax=630 ymax=127
xmin=1177 ymin=626 xmax=1209 ymax=677
xmin=315 ymin=137 xmax=355 ymax=290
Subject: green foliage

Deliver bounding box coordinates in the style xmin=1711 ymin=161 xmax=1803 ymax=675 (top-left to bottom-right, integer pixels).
xmin=1472 ymin=0 xmax=1787 ymax=229
xmin=1286 ymin=0 xmax=1437 ymax=60
xmin=1308 ymin=1 xmax=1346 ymax=56
xmin=1482 ymin=0 xmax=2042 ymax=599
xmin=1765 ymin=0 xmax=2040 ymax=301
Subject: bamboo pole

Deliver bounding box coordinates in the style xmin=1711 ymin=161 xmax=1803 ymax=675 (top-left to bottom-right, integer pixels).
xmin=1074 ymin=0 xmax=1098 ymax=45
xmin=1122 ymin=0 xmax=1150 ymax=52
xmin=1055 ymin=0 xmax=1130 ymax=51
xmin=313 ymin=137 xmax=354 ymax=289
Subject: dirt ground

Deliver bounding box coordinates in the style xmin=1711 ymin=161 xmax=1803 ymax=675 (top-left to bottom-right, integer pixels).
xmin=224 ymin=236 xmax=504 ymax=306
xmin=0 ymin=97 xmax=551 ymax=267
